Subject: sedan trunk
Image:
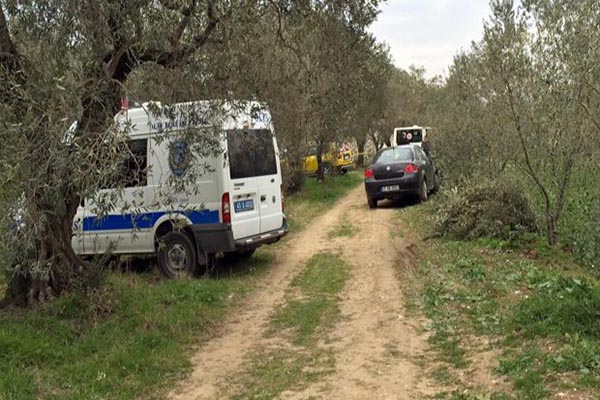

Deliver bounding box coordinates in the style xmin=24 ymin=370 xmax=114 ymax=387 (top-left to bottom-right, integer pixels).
xmin=372 ymin=162 xmax=410 ymax=180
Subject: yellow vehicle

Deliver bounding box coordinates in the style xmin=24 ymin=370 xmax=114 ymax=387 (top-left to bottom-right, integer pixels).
xmin=303 ymin=144 xmax=354 ymax=175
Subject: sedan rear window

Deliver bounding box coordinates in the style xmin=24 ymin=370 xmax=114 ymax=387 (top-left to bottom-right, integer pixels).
xmin=373 ymin=147 xmax=413 ymax=164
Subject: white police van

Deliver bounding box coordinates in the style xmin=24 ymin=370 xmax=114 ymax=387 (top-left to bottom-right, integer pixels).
xmin=71 ymin=100 xmax=287 ymax=277
xmin=391 ymin=125 xmax=428 ymax=147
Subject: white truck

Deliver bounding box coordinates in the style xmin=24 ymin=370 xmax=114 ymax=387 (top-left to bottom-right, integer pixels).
xmin=71 ymin=100 xmax=287 ymax=277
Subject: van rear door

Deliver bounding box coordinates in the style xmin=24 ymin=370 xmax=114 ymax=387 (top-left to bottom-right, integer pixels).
xmin=227 ymin=130 xmax=261 ymax=239
xmin=226 ymin=128 xmax=283 ymax=239
xmin=254 ymin=131 xmax=283 ymax=233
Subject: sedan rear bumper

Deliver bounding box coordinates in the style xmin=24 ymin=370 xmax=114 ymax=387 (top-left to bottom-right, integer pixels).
xmin=364 ymin=175 xmax=420 ymax=199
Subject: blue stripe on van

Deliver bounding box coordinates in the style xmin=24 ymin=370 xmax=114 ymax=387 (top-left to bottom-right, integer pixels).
xmin=82 ymin=210 xmax=219 ymax=232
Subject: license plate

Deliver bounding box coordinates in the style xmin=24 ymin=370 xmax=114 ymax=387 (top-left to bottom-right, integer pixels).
xmin=234 ymin=199 xmax=254 ymax=213
xmin=344 ymin=154 xmax=350 ymax=160
xmin=381 ymin=185 xmax=400 ymax=192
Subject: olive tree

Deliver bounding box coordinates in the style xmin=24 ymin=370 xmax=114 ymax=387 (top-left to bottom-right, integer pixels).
xmin=478 ymin=0 xmax=599 ymax=245
xmin=431 ymin=0 xmax=600 ymax=247
xmin=0 ymin=0 xmax=391 ymax=306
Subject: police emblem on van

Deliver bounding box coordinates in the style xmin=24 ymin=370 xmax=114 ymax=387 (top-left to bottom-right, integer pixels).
xmin=168 ymin=140 xmax=190 ymax=177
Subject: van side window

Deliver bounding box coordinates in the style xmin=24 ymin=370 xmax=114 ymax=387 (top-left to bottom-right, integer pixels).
xmin=123 ymin=139 xmax=148 ymax=187
xmin=227 ymin=129 xmax=277 ymax=179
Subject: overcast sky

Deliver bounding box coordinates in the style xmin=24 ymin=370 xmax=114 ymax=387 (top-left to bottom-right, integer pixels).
xmin=369 ymin=1 xmax=493 ymax=78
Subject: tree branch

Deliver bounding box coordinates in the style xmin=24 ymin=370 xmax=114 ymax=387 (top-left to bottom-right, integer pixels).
xmin=0 ymin=4 xmax=19 ymax=71
xmin=503 ymin=75 xmax=551 ymax=207
xmin=108 ymin=0 xmax=219 ymax=83
xmin=581 ymin=100 xmax=600 ymax=133
xmin=170 ymin=0 xmax=197 ymax=48
xmin=178 ymin=0 xmax=218 ymax=59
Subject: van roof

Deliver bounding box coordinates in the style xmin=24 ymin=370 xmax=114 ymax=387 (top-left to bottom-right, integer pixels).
xmin=115 ymin=100 xmax=272 ymax=138
xmin=394 ymin=125 xmax=424 ymax=131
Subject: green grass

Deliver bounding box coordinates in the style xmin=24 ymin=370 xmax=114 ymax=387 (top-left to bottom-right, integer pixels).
xmin=0 ymin=252 xmax=273 ymax=400
xmin=0 ymin=173 xmax=360 ymax=400
xmin=396 ymin=199 xmax=600 ymax=399
xmin=327 ymin=222 xmax=357 ymax=239
xmin=285 ymin=172 xmax=363 ymax=233
xmin=232 ymin=252 xmax=351 ymax=399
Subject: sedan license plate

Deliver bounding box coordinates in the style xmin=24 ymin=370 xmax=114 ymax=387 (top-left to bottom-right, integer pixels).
xmin=234 ymin=199 xmax=254 ymax=213
xmin=381 ymin=185 xmax=400 ymax=193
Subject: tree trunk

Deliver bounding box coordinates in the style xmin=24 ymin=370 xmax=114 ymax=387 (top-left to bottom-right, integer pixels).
xmin=546 ymin=213 xmax=559 ymax=246
xmin=3 ymin=169 xmax=88 ymax=307
xmin=316 ymin=145 xmax=325 ymax=182
xmin=356 ymin=137 xmax=366 ymax=168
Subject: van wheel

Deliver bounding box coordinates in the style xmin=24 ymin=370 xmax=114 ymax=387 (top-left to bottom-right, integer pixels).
xmin=322 ymin=163 xmax=332 ymax=176
xmin=157 ymin=232 xmax=197 ymax=278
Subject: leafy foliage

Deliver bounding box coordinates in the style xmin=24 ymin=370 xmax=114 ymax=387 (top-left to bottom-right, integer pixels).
xmin=0 ymin=0 xmax=390 ymax=303
xmin=427 ymin=0 xmax=600 ymax=255
xmin=433 ymin=179 xmax=538 ymax=241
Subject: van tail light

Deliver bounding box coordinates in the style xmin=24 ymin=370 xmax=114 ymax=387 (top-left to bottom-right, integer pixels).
xmin=404 ymin=163 xmax=419 ymax=174
xmin=280 ymin=184 xmax=285 ymax=213
xmin=364 ymin=169 xmax=374 ymax=179
xmin=222 ymin=192 xmax=231 ymax=224
xmin=120 ymin=97 xmax=129 ymax=110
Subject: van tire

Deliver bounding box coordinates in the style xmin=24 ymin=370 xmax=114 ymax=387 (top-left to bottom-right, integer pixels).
xmin=322 ymin=163 xmax=333 ymax=176
xmin=157 ymin=231 xmax=197 ymax=278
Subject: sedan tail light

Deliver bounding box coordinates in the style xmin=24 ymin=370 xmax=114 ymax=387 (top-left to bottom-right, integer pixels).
xmin=364 ymin=169 xmax=374 ymax=179
xmin=404 ymin=163 xmax=419 ymax=174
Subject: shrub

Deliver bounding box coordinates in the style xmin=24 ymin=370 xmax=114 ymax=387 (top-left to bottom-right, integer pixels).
xmin=433 ymin=178 xmax=539 ymax=241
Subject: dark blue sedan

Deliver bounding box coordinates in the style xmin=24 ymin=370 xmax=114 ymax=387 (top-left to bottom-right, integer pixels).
xmin=364 ymin=145 xmax=438 ymax=208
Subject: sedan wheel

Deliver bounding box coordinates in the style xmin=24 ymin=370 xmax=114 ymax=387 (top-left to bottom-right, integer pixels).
xmin=367 ymin=196 xmax=378 ymax=209
xmin=419 ymin=180 xmax=428 ymax=203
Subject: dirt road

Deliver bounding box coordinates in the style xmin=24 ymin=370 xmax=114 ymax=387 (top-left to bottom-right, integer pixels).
xmin=170 ymin=185 xmax=435 ymax=399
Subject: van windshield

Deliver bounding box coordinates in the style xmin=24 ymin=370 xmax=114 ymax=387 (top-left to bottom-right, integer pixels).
xmin=227 ymin=129 xmax=277 ymax=179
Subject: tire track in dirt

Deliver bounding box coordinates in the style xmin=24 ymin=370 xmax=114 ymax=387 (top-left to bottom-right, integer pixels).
xmin=169 ymin=185 xmax=366 ymax=400
xmin=280 ymin=200 xmax=436 ymax=399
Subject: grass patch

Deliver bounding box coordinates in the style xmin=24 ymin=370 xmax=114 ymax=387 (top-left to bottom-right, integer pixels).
xmin=285 ymin=172 xmax=363 ymax=233
xmin=232 ymin=252 xmax=351 ymax=398
xmin=0 ymin=251 xmax=273 ymax=400
xmin=327 ymin=222 xmax=357 ymax=239
xmin=231 ymin=349 xmax=335 ymax=400
xmin=396 ymin=199 xmax=600 ymax=399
